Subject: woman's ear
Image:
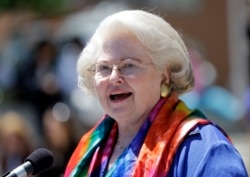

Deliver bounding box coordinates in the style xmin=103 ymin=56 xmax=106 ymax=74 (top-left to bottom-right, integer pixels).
xmin=161 ymin=65 xmax=170 ymax=84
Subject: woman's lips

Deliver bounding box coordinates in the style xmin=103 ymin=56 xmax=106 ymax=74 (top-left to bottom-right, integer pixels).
xmin=109 ymin=92 xmax=132 ymax=101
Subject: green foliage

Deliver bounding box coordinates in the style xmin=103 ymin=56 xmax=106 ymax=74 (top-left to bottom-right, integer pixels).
xmin=0 ymin=0 xmax=68 ymax=14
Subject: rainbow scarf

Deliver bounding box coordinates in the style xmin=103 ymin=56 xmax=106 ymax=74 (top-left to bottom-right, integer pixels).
xmin=64 ymin=93 xmax=210 ymax=177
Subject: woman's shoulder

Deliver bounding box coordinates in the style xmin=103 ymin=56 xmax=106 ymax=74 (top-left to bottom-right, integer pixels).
xmin=188 ymin=122 xmax=231 ymax=143
xmin=168 ymin=123 xmax=249 ymax=177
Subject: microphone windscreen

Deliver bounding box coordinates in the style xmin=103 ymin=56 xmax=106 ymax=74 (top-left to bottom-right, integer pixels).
xmin=25 ymin=148 xmax=54 ymax=175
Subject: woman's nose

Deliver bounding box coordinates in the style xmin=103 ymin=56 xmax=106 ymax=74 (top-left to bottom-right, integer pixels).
xmin=109 ymin=66 xmax=124 ymax=84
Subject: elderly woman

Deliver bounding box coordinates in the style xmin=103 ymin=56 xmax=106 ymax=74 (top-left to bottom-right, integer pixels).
xmin=64 ymin=10 xmax=248 ymax=177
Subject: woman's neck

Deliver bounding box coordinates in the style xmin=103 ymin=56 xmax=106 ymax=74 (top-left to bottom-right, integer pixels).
xmin=116 ymin=119 xmax=143 ymax=149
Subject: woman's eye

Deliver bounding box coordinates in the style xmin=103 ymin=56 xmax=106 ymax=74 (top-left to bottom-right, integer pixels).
xmin=123 ymin=63 xmax=137 ymax=68
xmin=98 ymin=65 xmax=110 ymax=71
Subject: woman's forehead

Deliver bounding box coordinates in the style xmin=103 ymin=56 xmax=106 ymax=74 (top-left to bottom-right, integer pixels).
xmin=98 ymin=35 xmax=151 ymax=63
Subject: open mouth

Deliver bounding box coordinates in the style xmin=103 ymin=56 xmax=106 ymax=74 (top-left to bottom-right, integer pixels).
xmin=110 ymin=92 xmax=132 ymax=101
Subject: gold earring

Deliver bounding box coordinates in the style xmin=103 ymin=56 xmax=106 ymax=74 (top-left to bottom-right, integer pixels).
xmin=161 ymin=83 xmax=169 ymax=97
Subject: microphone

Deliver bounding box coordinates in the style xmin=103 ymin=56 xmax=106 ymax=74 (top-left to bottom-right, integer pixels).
xmin=1 ymin=148 xmax=54 ymax=177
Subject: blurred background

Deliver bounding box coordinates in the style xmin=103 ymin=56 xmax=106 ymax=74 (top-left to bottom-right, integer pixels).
xmin=0 ymin=0 xmax=249 ymax=176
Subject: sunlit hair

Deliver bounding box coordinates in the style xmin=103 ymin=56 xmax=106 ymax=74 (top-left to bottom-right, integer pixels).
xmin=77 ymin=10 xmax=194 ymax=95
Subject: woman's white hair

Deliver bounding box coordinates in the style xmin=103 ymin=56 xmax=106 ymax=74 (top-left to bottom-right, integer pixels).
xmin=77 ymin=9 xmax=194 ymax=96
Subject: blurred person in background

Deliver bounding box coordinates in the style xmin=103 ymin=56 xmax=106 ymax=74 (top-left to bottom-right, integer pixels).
xmin=39 ymin=106 xmax=77 ymax=177
xmin=181 ymin=45 xmax=245 ymax=125
xmin=15 ymin=39 xmax=63 ymax=132
xmin=64 ymin=10 xmax=248 ymax=177
xmin=0 ymin=111 xmax=37 ymax=175
xmin=55 ymin=37 xmax=85 ymax=103
xmin=0 ymin=33 xmax=26 ymax=96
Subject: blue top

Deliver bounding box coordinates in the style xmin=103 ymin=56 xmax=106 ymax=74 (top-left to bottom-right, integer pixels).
xmin=167 ymin=124 xmax=249 ymax=177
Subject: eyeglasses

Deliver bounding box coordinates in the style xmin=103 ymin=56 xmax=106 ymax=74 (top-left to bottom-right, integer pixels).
xmin=88 ymin=59 xmax=152 ymax=77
